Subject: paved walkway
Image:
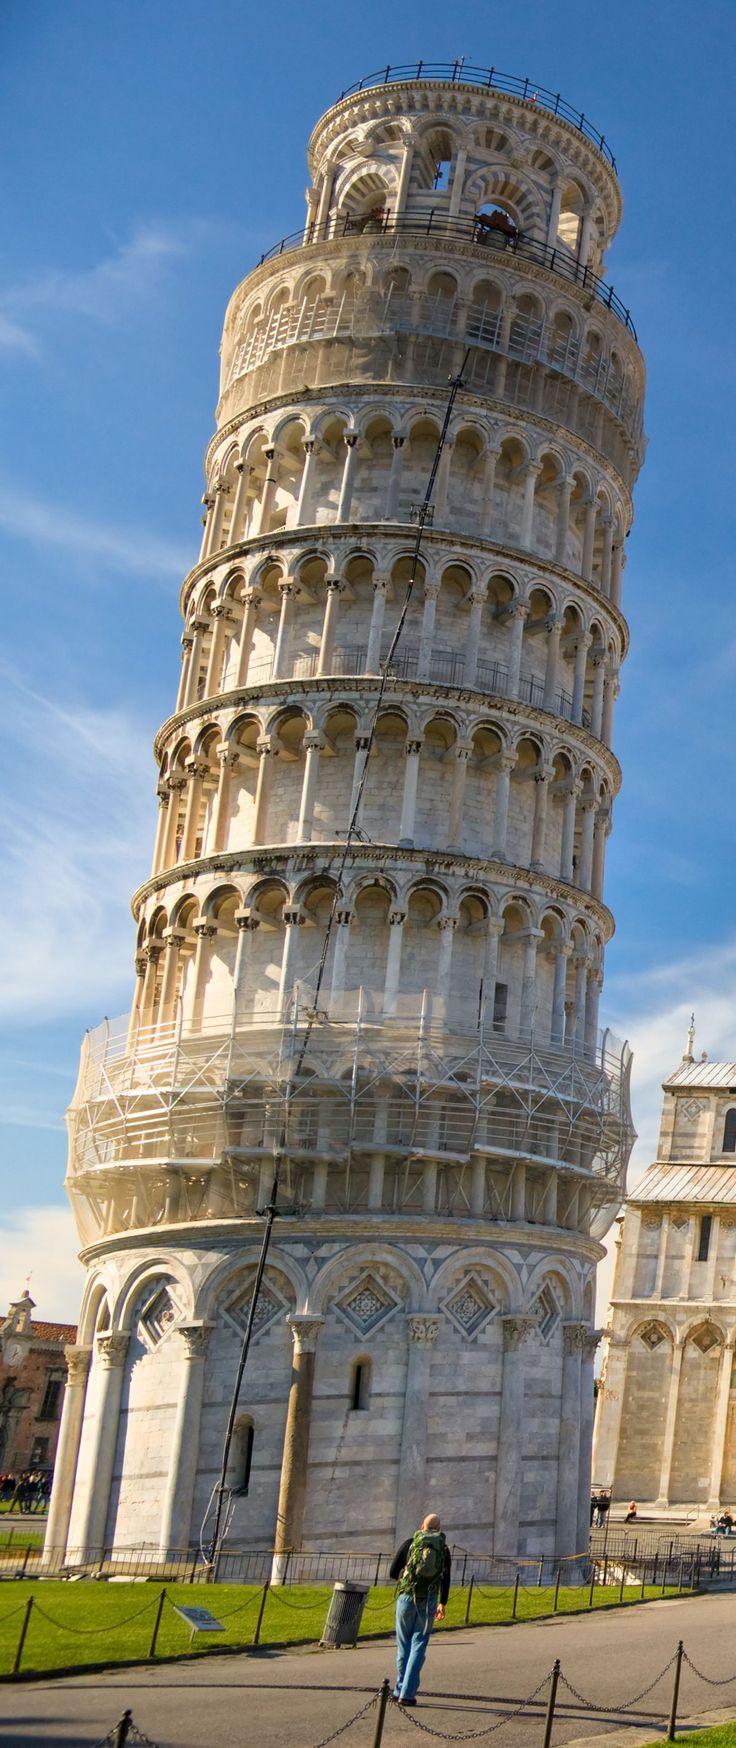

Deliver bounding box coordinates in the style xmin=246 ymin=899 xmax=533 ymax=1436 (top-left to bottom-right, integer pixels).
xmin=1 ymin=1592 xmax=735 ymax=1748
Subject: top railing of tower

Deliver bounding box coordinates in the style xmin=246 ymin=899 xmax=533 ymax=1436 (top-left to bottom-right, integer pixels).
xmin=336 ymin=63 xmax=617 ymax=171
xmin=256 ymin=212 xmax=635 ymax=338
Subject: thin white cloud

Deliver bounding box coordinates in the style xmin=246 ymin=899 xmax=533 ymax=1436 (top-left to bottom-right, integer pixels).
xmin=0 ymin=312 xmax=39 ymax=357
xmin=0 ymin=480 xmax=189 ymax=580
xmin=0 ymin=220 xmax=213 ymax=345
xmin=0 ymin=662 xmax=153 ymax=1025
xmin=0 ymin=1205 xmax=83 ymax=1325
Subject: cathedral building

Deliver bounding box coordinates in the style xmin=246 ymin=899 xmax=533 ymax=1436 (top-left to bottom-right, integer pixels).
xmin=47 ymin=63 xmax=644 ymax=1568
xmin=594 ymin=1026 xmax=736 ymax=1509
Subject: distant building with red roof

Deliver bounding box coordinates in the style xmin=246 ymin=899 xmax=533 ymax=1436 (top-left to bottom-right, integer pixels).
xmin=0 ymin=1290 xmax=77 ymax=1475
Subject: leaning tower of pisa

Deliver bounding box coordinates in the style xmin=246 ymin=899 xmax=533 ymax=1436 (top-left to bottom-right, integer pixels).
xmin=49 ymin=64 xmax=645 ymax=1568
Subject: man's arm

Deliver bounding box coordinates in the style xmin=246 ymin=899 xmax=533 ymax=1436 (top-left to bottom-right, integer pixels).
xmin=389 ymin=1538 xmax=412 ymax=1581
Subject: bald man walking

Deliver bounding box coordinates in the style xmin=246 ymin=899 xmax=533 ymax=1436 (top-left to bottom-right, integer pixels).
xmin=389 ymin=1513 xmax=451 ymax=1705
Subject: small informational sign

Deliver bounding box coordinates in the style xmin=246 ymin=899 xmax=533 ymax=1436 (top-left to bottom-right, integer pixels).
xmin=172 ymin=1604 xmax=225 ymax=1634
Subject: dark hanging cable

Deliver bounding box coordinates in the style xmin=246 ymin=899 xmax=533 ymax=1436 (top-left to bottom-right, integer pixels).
xmin=203 ymin=352 xmax=470 ymax=1575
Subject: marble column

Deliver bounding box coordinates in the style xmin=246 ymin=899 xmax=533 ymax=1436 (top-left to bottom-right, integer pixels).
xmin=157 ymin=929 xmax=185 ymax=1028
xmin=394 ymin=141 xmax=414 ymax=218
xmin=656 ymin=1337 xmax=684 ymax=1507
xmin=295 ymin=441 xmax=317 ymax=525
xmin=399 ymin=739 xmax=423 ymax=845
xmin=278 ymin=908 xmax=306 ymax=1014
xmin=555 ymin=480 xmax=573 ymax=567
xmin=336 ymin=435 xmax=359 ymax=522
xmin=317 ymin=580 xmax=342 ymax=676
xmin=296 ymin=732 xmax=325 ymax=842
xmin=519 ymin=930 xmax=543 ymax=1037
xmin=349 ymin=732 xmax=371 ymax=823
xmin=551 ymin=943 xmax=572 ymax=1044
xmin=417 ymin=582 xmax=439 ymax=680
xmin=506 ymin=606 xmax=528 ymax=698
xmin=158 ymin=1325 xmax=211 ymax=1554
xmin=559 ymin=782 xmax=580 ymax=882
xmin=433 ymin=440 xmax=454 ymax=525
xmin=492 ymin=753 xmax=516 ymax=860
xmin=530 ymin=769 xmax=552 ymax=870
xmin=175 ymin=634 xmax=193 ymax=713
xmin=272 ymin=1316 xmax=325 ymax=1582
xmin=581 ymin=498 xmax=597 ymax=583
xmin=708 ymin=1335 xmax=735 ymax=1509
xmin=591 ymin=812 xmax=610 ymax=901
xmin=602 ymin=670 xmax=618 ymax=745
xmin=480 ymin=449 xmax=499 ymax=540
xmin=542 ymin=620 xmax=562 ymax=711
xmin=494 ymin=1316 xmax=535 ymax=1556
xmin=161 ymin=778 xmax=185 ymax=867
xmin=366 ymin=576 xmax=389 ymax=671
xmin=556 ymin=1323 xmax=585 ymax=1555
xmin=150 ymin=788 xmax=170 ymax=877
xmin=180 ymin=760 xmax=208 ymax=862
xmin=203 ymin=483 xmax=229 ymax=559
xmin=272 ymin=582 xmax=295 ymax=679
xmin=235 ymin=588 xmax=261 ymax=687
xmin=448 ymin=146 xmax=468 ymax=215
xmin=256 ymin=447 xmax=278 ymax=537
xmin=183 ymin=618 xmax=208 ymax=708
xmin=383 ymin=910 xmax=406 ymax=1014
xmin=547 ymin=181 xmax=563 ymax=248
xmin=482 ymin=918 xmax=503 ymax=1025
xmin=386 ymin=439 xmax=405 ymax=519
xmin=578 ymin=799 xmax=596 ymax=891
xmin=73 ymin=1332 xmax=129 ymax=1558
xmin=394 ymin=1315 xmax=440 ymax=1538
xmin=42 ymin=1346 xmax=92 ymax=1567
xmin=139 ymin=945 xmax=162 ymax=1029
xmin=572 ymin=633 xmax=591 ymax=723
xmin=189 ymin=922 xmax=216 ymax=1029
xmin=576 ymin=1329 xmax=601 ymax=1553
xmin=463 ymin=590 xmax=486 ymax=686
xmin=229 ymin=459 xmax=250 ymax=542
xmin=212 ymin=747 xmax=240 ymax=852
xmin=329 ymin=908 xmax=353 ymax=1011
xmin=600 ymin=518 xmax=614 ymax=597
xmin=520 ymin=462 xmax=541 ymax=549
xmin=447 ymin=743 xmax=471 ymax=849
xmin=435 ymin=917 xmax=457 ymax=1012
xmin=592 ymin=1333 xmax=628 ymax=1495
xmin=252 ymin=736 xmax=278 ymax=844
xmin=204 ymin=606 xmax=231 ymax=698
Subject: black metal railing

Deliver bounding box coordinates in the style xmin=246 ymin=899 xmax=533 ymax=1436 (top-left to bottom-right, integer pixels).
xmin=257 ymin=210 xmax=635 ymax=337
xmin=337 ymin=63 xmax=616 ymax=168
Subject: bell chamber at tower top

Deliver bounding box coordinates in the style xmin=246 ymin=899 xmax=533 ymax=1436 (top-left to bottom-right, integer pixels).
xmin=216 ymin=66 xmax=644 ymax=492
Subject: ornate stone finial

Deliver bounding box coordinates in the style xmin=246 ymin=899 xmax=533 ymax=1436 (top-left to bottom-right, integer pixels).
xmin=683 ymin=1013 xmax=695 ymax=1063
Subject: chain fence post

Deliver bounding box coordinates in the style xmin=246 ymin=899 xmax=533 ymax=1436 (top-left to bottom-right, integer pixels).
xmin=553 ymin=1568 xmax=561 ymax=1613
xmin=640 ymin=1559 xmax=646 ymax=1600
xmin=542 ymin=1659 xmax=560 ymax=1748
xmin=114 ymin=1711 xmax=132 ymax=1748
xmin=512 ymin=1573 xmax=520 ymax=1619
xmin=662 ymin=1554 xmax=669 ymax=1597
xmin=12 ymin=1595 xmax=34 ymax=1675
xmin=588 ymin=1563 xmax=595 ymax=1609
xmin=464 ymin=1575 xmax=474 ymax=1625
xmin=148 ymin=1587 xmax=167 ymax=1658
xmin=374 ymin=1553 xmax=382 ymax=1589
xmin=619 ymin=1563 xmax=625 ymax=1604
xmin=667 ymin=1640 xmax=684 ymax=1741
xmin=253 ymin=1581 xmax=270 ymax=1645
xmin=371 ymin=1678 xmax=391 ymax=1748
xmin=537 ymin=1558 xmax=544 ymax=1587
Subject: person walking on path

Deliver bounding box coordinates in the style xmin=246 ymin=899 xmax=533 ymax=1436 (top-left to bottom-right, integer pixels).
xmin=389 ymin=1513 xmax=451 ymax=1706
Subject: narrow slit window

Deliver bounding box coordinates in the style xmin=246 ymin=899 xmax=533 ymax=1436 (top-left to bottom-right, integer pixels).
xmin=697 ymin=1215 xmax=712 ymax=1263
xmin=350 ymin=1359 xmax=371 ymax=1411
xmin=723 ymin=1109 xmax=736 ymax=1152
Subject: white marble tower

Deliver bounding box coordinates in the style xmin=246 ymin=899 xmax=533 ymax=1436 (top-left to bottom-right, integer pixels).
xmin=49 ymin=64 xmax=644 ymax=1567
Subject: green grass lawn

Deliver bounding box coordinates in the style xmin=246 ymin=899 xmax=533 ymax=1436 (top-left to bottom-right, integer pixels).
xmin=0 ymin=1578 xmax=689 ymax=1679
xmin=642 ymin=1728 xmax=736 ymax=1747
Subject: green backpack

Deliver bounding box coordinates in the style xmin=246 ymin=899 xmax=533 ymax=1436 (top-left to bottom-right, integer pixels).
xmin=400 ymin=1530 xmax=446 ymax=1601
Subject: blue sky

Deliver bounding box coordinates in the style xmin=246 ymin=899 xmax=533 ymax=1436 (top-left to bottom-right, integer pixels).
xmin=2 ymin=0 xmax=735 ymax=1319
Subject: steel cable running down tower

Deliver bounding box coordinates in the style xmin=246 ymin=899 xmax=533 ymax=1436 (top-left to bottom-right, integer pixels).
xmin=201 ymin=352 xmax=471 ymax=1575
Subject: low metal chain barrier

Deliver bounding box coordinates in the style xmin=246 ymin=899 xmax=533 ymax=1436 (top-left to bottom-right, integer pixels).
xmin=389 ymin=1671 xmax=554 ymax=1741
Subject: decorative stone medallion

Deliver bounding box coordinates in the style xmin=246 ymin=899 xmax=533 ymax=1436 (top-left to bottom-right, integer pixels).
xmin=223 ymin=1278 xmax=288 ymax=1341
xmin=692 ymin=1325 xmax=721 ymax=1355
xmin=530 ymin=1283 xmax=561 ymax=1344
xmin=639 ymin=1322 xmax=667 ymax=1351
xmin=442 ymin=1272 xmax=497 ymax=1341
xmin=138 ymin=1285 xmax=180 ymax=1351
xmin=334 ymin=1271 xmax=400 ymax=1337
xmin=681 ymin=1099 xmax=705 ymax=1121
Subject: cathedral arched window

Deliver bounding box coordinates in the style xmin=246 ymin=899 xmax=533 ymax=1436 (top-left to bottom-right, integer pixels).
xmin=722 ymin=1109 xmax=736 ymax=1152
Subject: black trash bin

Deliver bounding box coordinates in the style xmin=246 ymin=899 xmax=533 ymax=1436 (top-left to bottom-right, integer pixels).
xmin=320 ymin=1580 xmax=370 ymax=1647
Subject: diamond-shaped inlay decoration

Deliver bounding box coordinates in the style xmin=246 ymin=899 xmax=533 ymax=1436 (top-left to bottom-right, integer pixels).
xmin=639 ymin=1322 xmax=667 ymax=1351
xmin=692 ymin=1325 xmax=721 ymax=1355
xmin=223 ymin=1280 xmax=287 ymax=1341
xmin=334 ymin=1272 xmax=400 ymax=1337
xmin=138 ymin=1286 xmax=179 ymax=1350
xmin=531 ymin=1284 xmax=561 ymax=1344
xmin=443 ymin=1274 xmax=497 ymax=1341
xmin=672 ymin=1216 xmax=690 ymax=1231
xmin=681 ymin=1098 xmax=705 ymax=1121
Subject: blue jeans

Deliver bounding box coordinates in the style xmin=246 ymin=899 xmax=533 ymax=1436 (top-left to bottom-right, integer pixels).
xmin=394 ymin=1592 xmax=437 ymax=1701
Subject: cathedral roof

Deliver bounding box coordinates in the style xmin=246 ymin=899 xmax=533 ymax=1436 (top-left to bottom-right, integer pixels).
xmin=665 ymin=1061 xmax=736 ymax=1089
xmin=631 ymin=1161 xmax=736 ymax=1205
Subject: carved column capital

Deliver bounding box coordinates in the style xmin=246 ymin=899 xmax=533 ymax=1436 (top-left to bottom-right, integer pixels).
xmin=501 ymin=1315 xmax=536 ymax=1351
xmin=64 ymin=1344 xmax=92 ymax=1385
xmin=96 ymin=1331 xmax=129 ymax=1370
xmin=179 ymin=1322 xmax=211 ymax=1359
xmin=563 ymin=1321 xmax=589 ymax=1354
xmin=287 ymin=1314 xmax=325 ymax=1355
xmin=408 ymin=1314 xmax=440 ymax=1345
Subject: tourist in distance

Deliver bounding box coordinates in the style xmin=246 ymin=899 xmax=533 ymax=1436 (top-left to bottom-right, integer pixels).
xmin=624 ymin=1501 xmax=637 ymax=1523
xmin=389 ymin=1513 xmax=451 ymax=1706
